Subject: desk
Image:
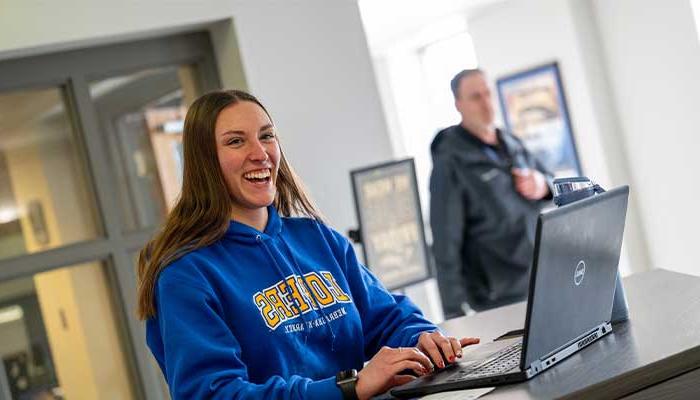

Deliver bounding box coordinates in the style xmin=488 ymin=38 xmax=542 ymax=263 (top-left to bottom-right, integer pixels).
xmin=435 ymin=269 xmax=700 ymax=399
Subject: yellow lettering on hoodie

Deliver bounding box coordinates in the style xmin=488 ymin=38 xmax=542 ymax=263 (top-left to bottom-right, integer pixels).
xmin=264 ymin=287 xmax=294 ymax=319
xmin=254 ymin=292 xmax=281 ymax=330
xmin=304 ymin=272 xmax=335 ymax=306
xmin=253 ymin=271 xmax=355 ymax=330
xmin=296 ymin=276 xmax=319 ymax=309
xmin=321 ymin=271 xmax=351 ymax=302
xmin=277 ymin=277 xmax=311 ymax=313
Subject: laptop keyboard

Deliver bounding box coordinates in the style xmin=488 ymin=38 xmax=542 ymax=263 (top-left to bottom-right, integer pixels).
xmin=446 ymin=341 xmax=522 ymax=382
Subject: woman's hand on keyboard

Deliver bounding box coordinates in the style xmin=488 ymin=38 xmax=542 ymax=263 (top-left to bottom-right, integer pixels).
xmin=417 ymin=331 xmax=480 ymax=369
xmin=355 ymin=346 xmax=433 ymax=400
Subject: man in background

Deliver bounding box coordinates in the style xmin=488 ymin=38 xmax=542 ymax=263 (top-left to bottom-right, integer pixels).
xmin=430 ymin=69 xmax=552 ymax=318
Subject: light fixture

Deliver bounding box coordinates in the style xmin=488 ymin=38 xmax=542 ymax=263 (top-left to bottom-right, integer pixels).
xmin=0 ymin=305 xmax=24 ymax=324
xmin=0 ymin=206 xmax=19 ymax=224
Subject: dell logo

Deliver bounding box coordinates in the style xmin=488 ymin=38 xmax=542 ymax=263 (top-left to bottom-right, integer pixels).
xmin=574 ymin=260 xmax=586 ymax=286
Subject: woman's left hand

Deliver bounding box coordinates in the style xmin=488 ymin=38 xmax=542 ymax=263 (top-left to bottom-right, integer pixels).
xmin=416 ymin=331 xmax=480 ymax=369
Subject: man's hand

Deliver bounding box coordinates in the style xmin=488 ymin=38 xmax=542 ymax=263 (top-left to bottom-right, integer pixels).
xmin=512 ymin=168 xmax=550 ymax=200
xmin=416 ymin=331 xmax=480 ymax=369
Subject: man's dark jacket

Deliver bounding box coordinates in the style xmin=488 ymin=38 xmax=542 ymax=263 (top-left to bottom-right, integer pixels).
xmin=429 ymin=125 xmax=551 ymax=317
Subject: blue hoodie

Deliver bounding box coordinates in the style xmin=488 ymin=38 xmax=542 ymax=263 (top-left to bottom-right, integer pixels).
xmin=146 ymin=206 xmax=438 ymax=399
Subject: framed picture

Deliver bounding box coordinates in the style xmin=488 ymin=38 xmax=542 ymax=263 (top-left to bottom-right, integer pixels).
xmin=350 ymin=158 xmax=431 ymax=290
xmin=496 ymin=62 xmax=582 ymax=177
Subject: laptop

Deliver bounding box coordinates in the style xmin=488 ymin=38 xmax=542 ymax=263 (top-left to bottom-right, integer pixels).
xmin=392 ymin=186 xmax=629 ymax=398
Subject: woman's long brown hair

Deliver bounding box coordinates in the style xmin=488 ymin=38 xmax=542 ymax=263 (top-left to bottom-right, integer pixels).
xmin=137 ymin=90 xmax=322 ymax=320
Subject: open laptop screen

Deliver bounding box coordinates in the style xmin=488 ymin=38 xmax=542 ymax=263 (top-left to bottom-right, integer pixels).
xmin=522 ymin=186 xmax=628 ymax=368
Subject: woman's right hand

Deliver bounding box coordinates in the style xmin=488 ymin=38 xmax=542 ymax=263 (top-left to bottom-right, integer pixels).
xmin=355 ymin=346 xmax=433 ymax=400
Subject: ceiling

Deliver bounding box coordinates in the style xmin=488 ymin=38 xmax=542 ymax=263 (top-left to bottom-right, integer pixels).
xmin=358 ymin=0 xmax=503 ymax=54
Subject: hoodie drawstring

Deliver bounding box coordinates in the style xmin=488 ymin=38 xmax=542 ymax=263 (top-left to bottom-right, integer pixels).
xmin=279 ymin=235 xmax=338 ymax=352
xmin=256 ymin=234 xmax=310 ymax=344
xmin=256 ymin=234 xmax=338 ymax=351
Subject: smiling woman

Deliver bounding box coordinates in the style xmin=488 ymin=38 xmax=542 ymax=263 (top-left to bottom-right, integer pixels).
xmin=135 ymin=89 xmax=479 ymax=400
xmin=136 ymin=90 xmax=321 ymax=320
xmin=215 ymin=101 xmax=281 ymax=231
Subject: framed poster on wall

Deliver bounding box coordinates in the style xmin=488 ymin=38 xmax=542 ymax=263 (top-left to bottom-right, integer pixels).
xmin=496 ymin=62 xmax=582 ymax=177
xmin=350 ymin=159 xmax=431 ymax=290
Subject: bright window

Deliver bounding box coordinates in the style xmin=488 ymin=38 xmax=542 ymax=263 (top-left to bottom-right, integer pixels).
xmin=371 ymin=25 xmax=478 ymax=219
xmin=692 ymin=0 xmax=700 ymax=42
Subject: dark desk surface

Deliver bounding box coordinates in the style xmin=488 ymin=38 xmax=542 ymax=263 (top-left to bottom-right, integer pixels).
xmin=437 ymin=269 xmax=700 ymax=399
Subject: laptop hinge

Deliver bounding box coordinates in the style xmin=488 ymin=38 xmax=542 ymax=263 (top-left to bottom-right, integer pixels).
xmin=525 ymin=322 xmax=612 ymax=378
xmin=524 ymin=360 xmax=542 ymax=378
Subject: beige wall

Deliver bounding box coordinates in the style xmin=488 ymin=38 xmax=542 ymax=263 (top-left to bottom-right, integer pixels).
xmin=34 ymin=268 xmax=101 ymax=399
xmin=6 ymin=142 xmax=62 ymax=252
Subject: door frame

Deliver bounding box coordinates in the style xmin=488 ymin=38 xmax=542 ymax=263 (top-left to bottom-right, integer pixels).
xmin=0 ymin=32 xmax=222 ymax=400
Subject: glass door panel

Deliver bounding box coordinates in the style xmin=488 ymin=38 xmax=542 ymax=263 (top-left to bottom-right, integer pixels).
xmin=0 ymin=261 xmax=136 ymax=399
xmin=90 ymin=65 xmax=200 ymax=232
xmin=0 ymin=87 xmax=100 ymax=260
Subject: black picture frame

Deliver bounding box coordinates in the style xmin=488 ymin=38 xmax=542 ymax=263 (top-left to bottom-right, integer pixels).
xmin=350 ymin=158 xmax=432 ymax=290
xmin=496 ymin=61 xmax=582 ymax=177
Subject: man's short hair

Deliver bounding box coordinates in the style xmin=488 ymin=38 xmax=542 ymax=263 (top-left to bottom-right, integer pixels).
xmin=450 ymin=68 xmax=483 ymax=99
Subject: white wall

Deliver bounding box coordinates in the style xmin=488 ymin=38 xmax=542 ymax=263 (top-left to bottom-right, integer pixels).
xmin=467 ymin=0 xmax=654 ymax=275
xmin=228 ymin=1 xmax=394 ymax=233
xmin=591 ymin=0 xmax=700 ymax=276
xmin=0 ymin=0 xmax=394 ymax=235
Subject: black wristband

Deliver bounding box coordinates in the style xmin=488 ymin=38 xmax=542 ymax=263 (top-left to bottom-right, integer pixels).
xmin=336 ymin=369 xmax=359 ymax=400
